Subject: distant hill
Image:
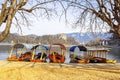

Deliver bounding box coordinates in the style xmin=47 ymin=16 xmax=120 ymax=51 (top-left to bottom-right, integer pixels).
xmin=66 ymin=32 xmax=112 ymax=43
xmin=2 ymin=33 xmax=79 ymax=45
xmin=2 ymin=32 xmax=112 ymax=45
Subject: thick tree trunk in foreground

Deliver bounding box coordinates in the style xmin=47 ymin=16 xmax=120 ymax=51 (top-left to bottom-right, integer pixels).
xmin=0 ymin=0 xmax=27 ymax=42
xmin=0 ymin=0 xmax=58 ymax=42
xmin=0 ymin=0 xmax=12 ymax=41
xmin=116 ymin=25 xmax=120 ymax=37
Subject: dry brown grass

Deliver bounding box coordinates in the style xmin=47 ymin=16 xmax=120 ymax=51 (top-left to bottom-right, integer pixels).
xmin=0 ymin=60 xmax=120 ymax=80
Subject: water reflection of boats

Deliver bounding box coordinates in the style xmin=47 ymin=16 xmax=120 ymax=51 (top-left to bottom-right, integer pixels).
xmin=48 ymin=43 xmax=66 ymax=63
xmin=6 ymin=43 xmax=26 ymax=61
xmin=69 ymin=45 xmax=89 ymax=63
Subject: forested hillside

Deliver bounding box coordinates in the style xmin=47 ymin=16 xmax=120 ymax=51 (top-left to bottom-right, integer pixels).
xmin=2 ymin=33 xmax=79 ymax=45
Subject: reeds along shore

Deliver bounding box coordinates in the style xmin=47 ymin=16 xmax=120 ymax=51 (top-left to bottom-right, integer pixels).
xmin=0 ymin=60 xmax=120 ymax=80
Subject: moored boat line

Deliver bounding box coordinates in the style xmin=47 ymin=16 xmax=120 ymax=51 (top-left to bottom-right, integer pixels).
xmin=4 ymin=43 xmax=116 ymax=63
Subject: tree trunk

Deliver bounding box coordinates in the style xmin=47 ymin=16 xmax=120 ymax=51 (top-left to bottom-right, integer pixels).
xmin=0 ymin=10 xmax=13 ymax=42
xmin=0 ymin=0 xmax=16 ymax=42
xmin=110 ymin=25 xmax=120 ymax=38
xmin=117 ymin=25 xmax=120 ymax=37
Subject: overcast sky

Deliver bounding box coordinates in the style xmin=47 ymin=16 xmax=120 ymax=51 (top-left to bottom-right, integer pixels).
xmin=0 ymin=0 xmax=80 ymax=36
xmin=0 ymin=0 xmax=109 ymax=36
xmin=0 ymin=17 xmax=108 ymax=36
xmin=8 ymin=18 xmax=80 ymax=36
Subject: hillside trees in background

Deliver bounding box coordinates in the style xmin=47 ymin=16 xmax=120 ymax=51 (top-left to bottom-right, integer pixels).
xmin=3 ymin=33 xmax=37 ymax=43
xmin=3 ymin=33 xmax=79 ymax=45
xmin=36 ymin=34 xmax=79 ymax=45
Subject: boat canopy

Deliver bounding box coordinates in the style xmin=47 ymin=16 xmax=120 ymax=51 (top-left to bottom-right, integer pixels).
xmin=69 ymin=45 xmax=87 ymax=52
xmin=13 ymin=43 xmax=25 ymax=48
xmin=30 ymin=44 xmax=48 ymax=51
xmin=51 ymin=43 xmax=66 ymax=50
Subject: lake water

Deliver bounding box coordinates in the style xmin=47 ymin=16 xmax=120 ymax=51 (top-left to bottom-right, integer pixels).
xmin=0 ymin=43 xmax=119 ymax=63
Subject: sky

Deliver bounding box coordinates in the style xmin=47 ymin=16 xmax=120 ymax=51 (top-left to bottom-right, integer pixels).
xmin=0 ymin=17 xmax=80 ymax=36
xmin=9 ymin=18 xmax=80 ymax=36
xmin=0 ymin=0 xmax=80 ymax=36
xmin=0 ymin=14 xmax=109 ymax=36
xmin=0 ymin=17 xmax=108 ymax=36
xmin=0 ymin=0 xmax=109 ymax=36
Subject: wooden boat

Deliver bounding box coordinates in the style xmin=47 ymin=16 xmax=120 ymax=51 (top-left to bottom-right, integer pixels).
xmin=7 ymin=43 xmax=25 ymax=61
xmin=106 ymin=60 xmax=116 ymax=63
xmin=18 ymin=51 xmax=32 ymax=62
xmin=89 ymin=57 xmax=106 ymax=63
xmin=30 ymin=44 xmax=48 ymax=62
xmin=69 ymin=45 xmax=89 ymax=63
xmin=87 ymin=49 xmax=116 ymax=63
xmin=77 ymin=59 xmax=90 ymax=63
xmin=18 ymin=44 xmax=48 ymax=62
xmin=48 ymin=43 xmax=66 ymax=63
xmin=7 ymin=56 xmax=18 ymax=61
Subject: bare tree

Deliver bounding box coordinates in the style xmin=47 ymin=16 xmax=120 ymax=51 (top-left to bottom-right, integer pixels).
xmin=0 ymin=0 xmax=59 ymax=42
xmin=1 ymin=0 xmax=120 ymax=42
xmin=60 ymin=0 xmax=120 ymax=38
